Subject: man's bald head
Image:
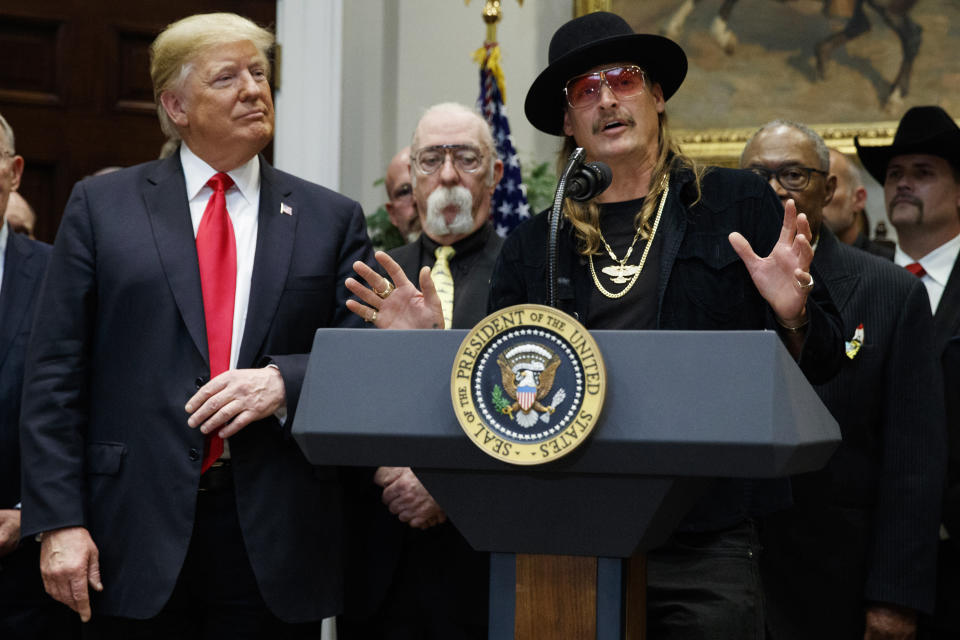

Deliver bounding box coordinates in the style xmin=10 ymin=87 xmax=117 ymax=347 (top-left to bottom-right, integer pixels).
xmin=822 ymin=148 xmax=868 ymax=245
xmin=384 ymin=146 xmax=419 ymax=242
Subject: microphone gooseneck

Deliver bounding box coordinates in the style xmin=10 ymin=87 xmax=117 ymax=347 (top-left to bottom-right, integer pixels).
xmin=547 ymin=149 xmax=612 ymax=309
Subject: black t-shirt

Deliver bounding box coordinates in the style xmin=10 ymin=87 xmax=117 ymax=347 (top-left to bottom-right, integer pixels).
xmin=587 ymin=197 xmax=662 ymax=330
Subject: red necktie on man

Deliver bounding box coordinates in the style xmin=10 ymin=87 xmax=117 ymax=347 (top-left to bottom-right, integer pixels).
xmin=196 ymin=172 xmax=236 ymax=473
xmin=905 ymin=262 xmax=926 ymax=278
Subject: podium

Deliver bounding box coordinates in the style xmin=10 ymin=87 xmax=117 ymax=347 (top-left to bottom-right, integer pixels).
xmin=294 ymin=329 xmax=839 ymax=639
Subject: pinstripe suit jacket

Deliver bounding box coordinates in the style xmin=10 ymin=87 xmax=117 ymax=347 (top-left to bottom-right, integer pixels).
xmin=762 ymin=227 xmax=947 ymax=638
xmin=935 ymin=253 xmax=960 ymax=537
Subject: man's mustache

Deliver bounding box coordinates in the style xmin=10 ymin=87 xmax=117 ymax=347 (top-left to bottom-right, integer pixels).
xmin=889 ymin=194 xmax=923 ymax=211
xmin=592 ymin=112 xmax=637 ymax=134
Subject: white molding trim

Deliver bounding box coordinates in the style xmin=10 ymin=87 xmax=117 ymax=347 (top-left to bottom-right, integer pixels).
xmin=274 ymin=0 xmax=343 ymax=190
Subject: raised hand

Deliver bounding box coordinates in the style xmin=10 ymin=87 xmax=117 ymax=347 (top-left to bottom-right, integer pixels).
xmin=728 ymin=198 xmax=814 ymax=328
xmin=346 ymin=251 xmax=444 ymax=329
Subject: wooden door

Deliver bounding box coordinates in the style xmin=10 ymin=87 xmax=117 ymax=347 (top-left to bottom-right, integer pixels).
xmin=1 ymin=0 xmax=276 ymax=243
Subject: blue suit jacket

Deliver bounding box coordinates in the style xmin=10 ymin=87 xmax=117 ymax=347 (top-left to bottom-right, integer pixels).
xmin=0 ymin=230 xmax=50 ymax=509
xmin=18 ymin=153 xmax=372 ymax=622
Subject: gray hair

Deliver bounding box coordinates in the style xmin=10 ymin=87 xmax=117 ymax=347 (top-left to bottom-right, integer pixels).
xmin=0 ymin=112 xmax=14 ymax=154
xmin=411 ymin=102 xmax=499 ymax=187
xmin=743 ymin=119 xmax=830 ymax=171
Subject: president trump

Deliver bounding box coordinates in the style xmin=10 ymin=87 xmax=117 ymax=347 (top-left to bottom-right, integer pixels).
xmin=19 ymin=12 xmax=371 ymax=637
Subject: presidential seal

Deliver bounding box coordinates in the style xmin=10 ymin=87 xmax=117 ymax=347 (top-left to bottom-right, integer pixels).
xmin=451 ymin=304 xmax=606 ymax=465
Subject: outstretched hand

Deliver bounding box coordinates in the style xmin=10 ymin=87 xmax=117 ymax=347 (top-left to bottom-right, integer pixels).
xmin=346 ymin=251 xmax=444 ymax=329
xmin=728 ymin=198 xmax=814 ymax=328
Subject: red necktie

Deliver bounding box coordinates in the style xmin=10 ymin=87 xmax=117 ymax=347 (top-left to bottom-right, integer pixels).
xmin=196 ymin=172 xmax=236 ymax=473
xmin=906 ymin=262 xmax=926 ymax=278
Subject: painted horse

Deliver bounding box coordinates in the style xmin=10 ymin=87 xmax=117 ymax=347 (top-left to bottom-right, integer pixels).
xmin=662 ymin=0 xmax=922 ymax=105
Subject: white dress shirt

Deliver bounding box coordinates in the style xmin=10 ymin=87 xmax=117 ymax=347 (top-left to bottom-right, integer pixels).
xmin=895 ymin=233 xmax=960 ymax=315
xmin=180 ymin=144 xmax=259 ymax=370
xmin=180 ymin=145 xmax=263 ymax=455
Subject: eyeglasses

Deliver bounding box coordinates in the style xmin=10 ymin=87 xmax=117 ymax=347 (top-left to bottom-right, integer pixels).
xmin=564 ymin=65 xmax=646 ymax=109
xmin=412 ymin=144 xmax=484 ymax=175
xmin=0 ymin=149 xmax=13 ymax=159
xmin=748 ymin=165 xmax=827 ymax=191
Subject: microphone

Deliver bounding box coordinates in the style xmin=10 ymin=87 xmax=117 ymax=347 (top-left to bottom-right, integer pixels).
xmin=566 ymin=161 xmax=612 ymax=202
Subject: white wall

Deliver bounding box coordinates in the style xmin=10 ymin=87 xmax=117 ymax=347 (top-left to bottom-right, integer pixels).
xmin=274 ymin=0 xmax=343 ymax=191
xmin=339 ymin=0 xmax=570 ymax=216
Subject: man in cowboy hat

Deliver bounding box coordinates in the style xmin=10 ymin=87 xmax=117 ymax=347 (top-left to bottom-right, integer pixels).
xmin=742 ymin=120 xmax=945 ymax=640
xmin=857 ymin=105 xmax=960 ymax=638
xmin=492 ymin=11 xmax=845 ymax=639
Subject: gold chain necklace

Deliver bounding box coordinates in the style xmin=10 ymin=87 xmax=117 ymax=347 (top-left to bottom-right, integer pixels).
xmin=588 ymin=180 xmax=669 ymax=299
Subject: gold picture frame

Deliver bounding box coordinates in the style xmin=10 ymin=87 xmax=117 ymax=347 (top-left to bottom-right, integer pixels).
xmin=673 ymin=121 xmax=897 ymax=167
xmin=569 ymin=1 xmax=958 ymax=165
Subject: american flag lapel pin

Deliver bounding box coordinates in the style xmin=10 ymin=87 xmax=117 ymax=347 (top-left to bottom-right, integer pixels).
xmin=280 ymin=202 xmax=293 ymax=216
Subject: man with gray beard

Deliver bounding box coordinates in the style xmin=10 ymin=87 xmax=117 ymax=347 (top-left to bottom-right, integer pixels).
xmin=339 ymin=102 xmax=503 ymax=639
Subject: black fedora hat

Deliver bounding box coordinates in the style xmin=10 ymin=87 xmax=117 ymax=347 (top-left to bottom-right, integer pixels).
xmin=855 ymin=106 xmax=960 ymax=184
xmin=524 ymin=11 xmax=688 ymax=136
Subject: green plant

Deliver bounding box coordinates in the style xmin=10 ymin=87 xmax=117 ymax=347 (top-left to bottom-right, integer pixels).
xmin=365 ymin=205 xmax=406 ymax=253
xmin=492 ymin=384 xmax=511 ymax=413
xmin=521 ymin=161 xmax=558 ymax=215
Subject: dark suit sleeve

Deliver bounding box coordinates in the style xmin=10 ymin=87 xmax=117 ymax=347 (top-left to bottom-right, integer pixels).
xmin=746 ymin=182 xmax=844 ymax=385
xmin=0 ymin=236 xmax=50 ymax=509
xmin=19 ymin=182 xmax=98 ymax=537
xmin=865 ymin=279 xmax=947 ymax=611
xmin=770 ymin=264 xmax=845 ymax=385
xmin=267 ymin=199 xmax=373 ymax=428
xmin=943 ymin=336 xmax=960 ymax=538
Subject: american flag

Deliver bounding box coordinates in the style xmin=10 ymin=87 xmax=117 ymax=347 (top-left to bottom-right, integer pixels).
xmin=476 ymin=42 xmax=531 ymax=237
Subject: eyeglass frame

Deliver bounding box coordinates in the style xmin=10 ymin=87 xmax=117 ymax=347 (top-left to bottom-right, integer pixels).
xmin=0 ymin=149 xmax=14 ymax=159
xmin=563 ymin=65 xmax=647 ymax=110
xmin=747 ymin=164 xmax=828 ymax=192
xmin=411 ymin=144 xmax=486 ymax=176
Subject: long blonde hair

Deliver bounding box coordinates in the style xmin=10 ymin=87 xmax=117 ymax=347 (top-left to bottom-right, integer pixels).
xmin=558 ymin=113 xmax=703 ymax=256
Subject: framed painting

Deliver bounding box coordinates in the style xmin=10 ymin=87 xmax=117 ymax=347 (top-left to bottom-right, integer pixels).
xmin=594 ymin=0 xmax=960 ymax=164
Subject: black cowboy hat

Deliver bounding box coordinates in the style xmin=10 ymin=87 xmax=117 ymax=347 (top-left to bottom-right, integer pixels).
xmin=855 ymin=105 xmax=960 ymax=184
xmin=524 ymin=11 xmax=688 ymax=136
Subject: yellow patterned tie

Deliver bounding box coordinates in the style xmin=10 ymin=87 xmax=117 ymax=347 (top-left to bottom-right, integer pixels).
xmin=432 ymin=246 xmax=456 ymax=329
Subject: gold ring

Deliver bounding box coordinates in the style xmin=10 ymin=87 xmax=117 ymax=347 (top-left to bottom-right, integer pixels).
xmin=795 ymin=275 xmax=815 ymax=291
xmin=376 ymin=280 xmax=395 ymax=299
xmin=366 ymin=309 xmax=378 ymax=323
